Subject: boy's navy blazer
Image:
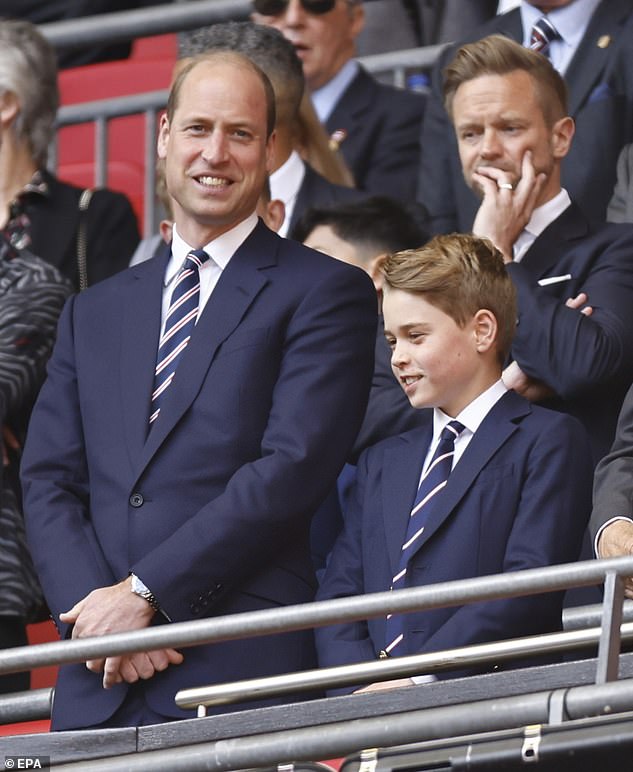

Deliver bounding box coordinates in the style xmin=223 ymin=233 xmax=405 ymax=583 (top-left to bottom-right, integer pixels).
xmin=316 ymin=390 xmax=593 ymax=682
xmin=22 ymin=219 xmax=377 ymax=729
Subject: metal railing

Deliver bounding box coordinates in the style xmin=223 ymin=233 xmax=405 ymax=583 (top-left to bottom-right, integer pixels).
xmin=1 ymin=557 xmax=632 ymax=692
xmin=48 ymin=679 xmax=633 ymax=771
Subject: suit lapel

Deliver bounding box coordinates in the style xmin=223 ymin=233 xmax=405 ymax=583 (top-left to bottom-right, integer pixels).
xmin=405 ymin=391 xmax=530 ymax=562
xmin=135 ymin=221 xmax=276 ymax=476
xmin=382 ymin=429 xmax=432 ymax=575
xmin=120 ymin=244 xmax=169 ymax=466
xmin=521 ymin=202 xmax=589 ymax=280
xmin=325 ymin=68 xmax=374 ymax=139
xmin=565 ymin=0 xmax=630 ymax=116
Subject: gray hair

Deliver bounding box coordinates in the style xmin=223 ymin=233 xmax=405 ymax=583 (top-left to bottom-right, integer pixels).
xmin=0 ymin=19 xmax=59 ymax=166
xmin=178 ymin=21 xmax=304 ymax=124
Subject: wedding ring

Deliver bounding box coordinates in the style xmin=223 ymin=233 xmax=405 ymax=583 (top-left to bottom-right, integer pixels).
xmin=498 ymin=182 xmax=514 ymax=191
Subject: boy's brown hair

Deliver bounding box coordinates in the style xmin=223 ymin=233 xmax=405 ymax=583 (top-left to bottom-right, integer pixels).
xmin=443 ymin=34 xmax=568 ymax=128
xmin=380 ymin=233 xmax=516 ymax=362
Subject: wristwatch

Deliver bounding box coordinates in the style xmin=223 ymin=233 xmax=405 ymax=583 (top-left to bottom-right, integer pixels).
xmin=129 ymin=572 xmax=161 ymax=613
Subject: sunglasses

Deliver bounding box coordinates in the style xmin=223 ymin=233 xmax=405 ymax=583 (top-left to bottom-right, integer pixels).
xmin=253 ymin=0 xmax=337 ymax=16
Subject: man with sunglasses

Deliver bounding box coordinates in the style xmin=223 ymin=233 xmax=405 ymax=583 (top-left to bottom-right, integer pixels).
xmin=252 ymin=0 xmax=425 ymax=202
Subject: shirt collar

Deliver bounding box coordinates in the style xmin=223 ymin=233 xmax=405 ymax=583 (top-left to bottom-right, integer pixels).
xmin=165 ymin=214 xmax=258 ymax=287
xmin=521 ymin=0 xmax=602 ymax=51
xmin=523 ymin=188 xmax=571 ymax=239
xmin=311 ymin=59 xmax=360 ymax=123
xmin=432 ymin=379 xmax=508 ymax=440
xmin=269 ymin=150 xmax=306 ymax=207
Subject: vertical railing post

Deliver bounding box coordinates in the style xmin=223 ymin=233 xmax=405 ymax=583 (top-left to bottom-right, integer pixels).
xmin=596 ymin=570 xmax=625 ymax=684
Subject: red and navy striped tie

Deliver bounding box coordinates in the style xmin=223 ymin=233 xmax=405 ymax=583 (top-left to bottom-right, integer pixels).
xmin=529 ymin=16 xmax=561 ymax=56
xmin=382 ymin=420 xmax=465 ymax=657
xmin=149 ymin=249 xmax=209 ymax=426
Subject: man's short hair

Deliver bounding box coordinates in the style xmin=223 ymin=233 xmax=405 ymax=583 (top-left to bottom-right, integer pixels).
xmin=292 ymin=196 xmax=428 ymax=260
xmin=443 ymin=34 xmax=568 ymax=127
xmin=178 ymin=21 xmax=304 ymax=125
xmin=380 ymin=233 xmax=516 ymax=362
xmin=166 ymin=50 xmax=277 ymax=139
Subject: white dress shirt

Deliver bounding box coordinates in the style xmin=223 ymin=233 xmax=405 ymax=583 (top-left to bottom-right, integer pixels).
xmin=269 ymin=150 xmax=306 ymax=238
xmin=513 ymin=188 xmax=571 ymax=263
xmin=161 ymin=215 xmax=258 ymax=328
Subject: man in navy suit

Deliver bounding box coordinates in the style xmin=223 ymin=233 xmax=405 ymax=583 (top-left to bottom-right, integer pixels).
xmin=251 ymin=0 xmax=425 ymax=201
xmin=315 ymin=233 xmax=593 ymax=691
xmin=21 ymin=50 xmax=376 ymax=730
xmin=446 ymin=34 xmax=633 ymax=466
xmin=419 ymin=0 xmax=633 ymax=232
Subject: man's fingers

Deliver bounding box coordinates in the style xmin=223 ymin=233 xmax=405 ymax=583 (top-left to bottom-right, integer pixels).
xmin=60 ymin=597 xmax=86 ymax=625
xmin=86 ymin=657 xmax=106 ymax=673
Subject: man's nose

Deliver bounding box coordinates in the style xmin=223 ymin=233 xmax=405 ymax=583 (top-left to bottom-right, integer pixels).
xmin=201 ymin=130 xmax=229 ymax=164
xmin=480 ymin=128 xmax=503 ymax=159
xmin=283 ymin=0 xmax=309 ymax=25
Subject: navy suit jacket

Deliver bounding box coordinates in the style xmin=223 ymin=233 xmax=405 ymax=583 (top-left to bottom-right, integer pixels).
xmin=418 ymin=0 xmax=633 ymax=232
xmin=21 ymin=220 xmax=377 ymax=729
xmin=315 ymin=390 xmax=593 ymax=686
xmin=505 ymin=203 xmax=633 ymax=464
xmin=590 ymin=381 xmax=633 ymax=539
xmin=325 ymin=66 xmax=425 ymax=202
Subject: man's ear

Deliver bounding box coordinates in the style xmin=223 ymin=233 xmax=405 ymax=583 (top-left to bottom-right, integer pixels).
xmin=473 ymin=309 xmax=498 ymax=353
xmin=0 ymin=90 xmax=19 ymax=128
xmin=367 ymin=252 xmax=387 ymax=293
xmin=551 ymin=116 xmax=575 ymax=160
xmin=156 ymin=113 xmax=170 ymax=160
xmin=350 ymin=1 xmax=365 ymax=39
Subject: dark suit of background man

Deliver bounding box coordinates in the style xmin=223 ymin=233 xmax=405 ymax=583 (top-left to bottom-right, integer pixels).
xmin=252 ymin=0 xmax=425 ymax=202
xmin=21 ymin=51 xmax=376 ymax=731
xmin=418 ymin=0 xmax=633 ymax=233
xmin=445 ymin=34 xmax=633 ymax=467
xmin=591 ymin=384 xmax=633 ymax=597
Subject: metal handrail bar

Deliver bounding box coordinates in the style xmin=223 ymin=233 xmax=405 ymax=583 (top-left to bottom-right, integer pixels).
xmin=564 ymin=599 xmax=633 ymax=630
xmin=0 ymin=556 xmax=631 ymax=677
xmin=51 ymin=680 xmax=633 ymax=771
xmin=176 ymin=622 xmax=633 ymax=709
xmin=40 ymin=0 xmax=251 ymax=51
xmin=0 ymin=688 xmax=52 ymax=725
xmin=56 ymin=90 xmax=169 ymax=126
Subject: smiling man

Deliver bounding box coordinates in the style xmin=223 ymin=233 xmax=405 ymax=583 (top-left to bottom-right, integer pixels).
xmin=443 ymin=34 xmax=633 ymax=467
xmin=251 ymin=0 xmax=425 ymax=200
xmin=21 ymin=50 xmax=377 ymax=730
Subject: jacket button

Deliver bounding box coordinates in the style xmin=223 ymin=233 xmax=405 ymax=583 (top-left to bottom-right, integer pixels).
xmin=129 ymin=493 xmax=144 ymax=508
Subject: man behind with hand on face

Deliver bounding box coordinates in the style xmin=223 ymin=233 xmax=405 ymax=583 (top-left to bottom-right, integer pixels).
xmin=446 ymin=34 xmax=633 ymax=466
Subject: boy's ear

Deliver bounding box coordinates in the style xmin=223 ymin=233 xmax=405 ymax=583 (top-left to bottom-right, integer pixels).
xmin=473 ymin=309 xmax=498 ymax=353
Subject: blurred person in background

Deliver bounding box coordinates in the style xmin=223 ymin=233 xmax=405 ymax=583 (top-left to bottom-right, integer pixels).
xmin=0 ymin=19 xmax=139 ymax=292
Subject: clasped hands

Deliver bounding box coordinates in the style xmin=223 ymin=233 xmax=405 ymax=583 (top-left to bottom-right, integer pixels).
xmin=60 ymin=577 xmax=183 ymax=689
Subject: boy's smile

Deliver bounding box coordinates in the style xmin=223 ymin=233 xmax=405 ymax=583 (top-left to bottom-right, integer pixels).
xmin=383 ymin=287 xmax=498 ymax=417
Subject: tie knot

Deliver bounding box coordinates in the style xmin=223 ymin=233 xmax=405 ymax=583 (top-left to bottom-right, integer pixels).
xmin=530 ymin=16 xmax=561 ymax=54
xmin=440 ymin=420 xmax=465 ymax=444
xmin=186 ymin=249 xmax=210 ymax=269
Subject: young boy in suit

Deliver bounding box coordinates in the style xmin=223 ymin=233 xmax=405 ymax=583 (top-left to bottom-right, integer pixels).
xmin=315 ymin=233 xmax=593 ymax=692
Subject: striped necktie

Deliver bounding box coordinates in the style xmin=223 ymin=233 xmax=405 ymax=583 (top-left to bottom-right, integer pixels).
xmin=529 ymin=16 xmax=561 ymax=56
xmin=382 ymin=420 xmax=465 ymax=658
xmin=149 ymin=248 xmax=209 ymax=426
